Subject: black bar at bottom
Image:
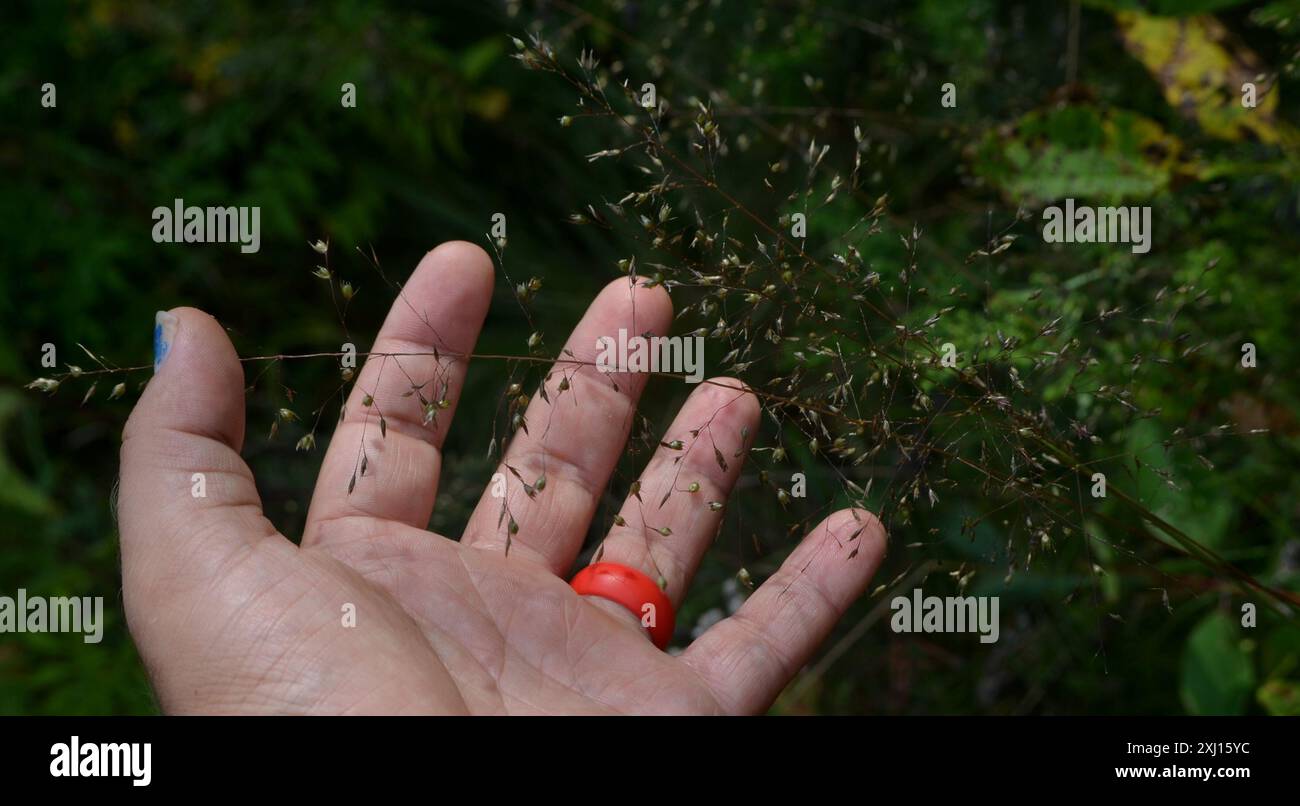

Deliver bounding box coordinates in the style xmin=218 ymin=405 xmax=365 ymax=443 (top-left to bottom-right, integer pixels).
xmin=1 ymin=716 xmax=1289 ymax=793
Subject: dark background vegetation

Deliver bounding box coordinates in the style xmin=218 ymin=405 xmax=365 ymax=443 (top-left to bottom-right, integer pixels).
xmin=2 ymin=0 xmax=1298 ymax=715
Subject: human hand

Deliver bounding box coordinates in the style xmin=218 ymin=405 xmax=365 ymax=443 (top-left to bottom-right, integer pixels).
xmin=119 ymin=241 xmax=886 ymax=714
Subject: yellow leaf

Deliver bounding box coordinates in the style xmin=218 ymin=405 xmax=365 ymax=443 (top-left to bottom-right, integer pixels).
xmin=1116 ymin=11 xmax=1278 ymax=144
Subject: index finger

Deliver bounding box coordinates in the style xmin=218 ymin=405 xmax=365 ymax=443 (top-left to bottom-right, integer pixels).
xmin=303 ymin=241 xmax=494 ymax=545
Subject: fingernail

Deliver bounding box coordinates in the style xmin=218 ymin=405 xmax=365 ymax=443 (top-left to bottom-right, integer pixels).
xmin=154 ymin=311 xmax=179 ymax=372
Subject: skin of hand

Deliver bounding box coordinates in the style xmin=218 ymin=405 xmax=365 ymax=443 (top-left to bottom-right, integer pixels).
xmin=118 ymin=241 xmax=887 ymax=714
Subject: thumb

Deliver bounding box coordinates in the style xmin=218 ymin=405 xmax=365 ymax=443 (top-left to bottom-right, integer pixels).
xmin=119 ymin=308 xmax=278 ymax=607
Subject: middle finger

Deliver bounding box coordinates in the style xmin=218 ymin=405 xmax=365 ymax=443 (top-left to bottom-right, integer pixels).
xmin=461 ymin=276 xmax=672 ymax=573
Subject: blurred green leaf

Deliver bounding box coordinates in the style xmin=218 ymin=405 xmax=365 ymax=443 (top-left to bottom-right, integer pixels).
xmin=973 ymin=106 xmax=1183 ymax=203
xmin=1126 ymin=419 xmax=1233 ymax=549
xmin=1181 ymin=611 xmax=1255 ymax=715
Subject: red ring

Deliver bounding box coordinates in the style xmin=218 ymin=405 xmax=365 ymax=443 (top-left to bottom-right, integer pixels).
xmin=571 ymin=562 xmax=675 ymax=650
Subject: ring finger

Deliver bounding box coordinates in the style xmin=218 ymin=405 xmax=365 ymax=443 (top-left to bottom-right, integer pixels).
xmin=591 ymin=377 xmax=759 ymax=606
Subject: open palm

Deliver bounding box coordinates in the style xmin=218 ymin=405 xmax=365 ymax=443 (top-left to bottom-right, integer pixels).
xmin=119 ymin=241 xmax=886 ymax=714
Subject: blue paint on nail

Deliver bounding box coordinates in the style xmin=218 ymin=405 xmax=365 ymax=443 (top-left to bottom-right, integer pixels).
xmin=153 ymin=311 xmax=177 ymax=373
xmin=153 ymin=323 xmax=168 ymax=371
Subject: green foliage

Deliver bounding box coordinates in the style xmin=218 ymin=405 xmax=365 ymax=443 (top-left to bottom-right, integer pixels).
xmin=974 ymin=106 xmax=1181 ymax=202
xmin=3 ymin=0 xmax=1298 ymax=715
xmin=1181 ymin=611 xmax=1255 ymax=715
